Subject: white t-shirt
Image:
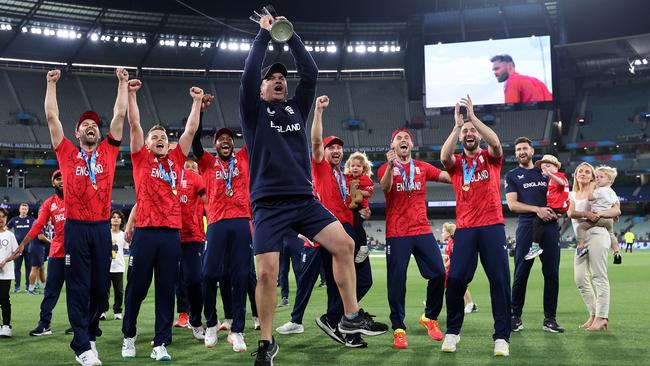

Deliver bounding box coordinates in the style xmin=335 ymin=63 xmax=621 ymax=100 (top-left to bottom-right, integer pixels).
xmin=110 ymin=231 xmax=126 ymax=273
xmin=0 ymin=230 xmax=19 ymax=280
xmin=591 ymin=186 xmax=619 ymax=212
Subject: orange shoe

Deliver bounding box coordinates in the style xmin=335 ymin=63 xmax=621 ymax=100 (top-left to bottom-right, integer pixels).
xmin=174 ymin=312 xmax=189 ymax=328
xmin=393 ymin=328 xmax=408 ymax=349
xmin=419 ymin=314 xmax=443 ymax=341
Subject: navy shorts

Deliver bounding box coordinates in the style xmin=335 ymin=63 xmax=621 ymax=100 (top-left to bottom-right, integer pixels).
xmin=30 ymin=242 xmax=46 ymax=267
xmin=252 ymin=196 xmax=337 ymax=255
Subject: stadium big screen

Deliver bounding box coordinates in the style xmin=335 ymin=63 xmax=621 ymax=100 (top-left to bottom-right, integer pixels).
xmin=424 ymin=35 xmax=553 ymax=108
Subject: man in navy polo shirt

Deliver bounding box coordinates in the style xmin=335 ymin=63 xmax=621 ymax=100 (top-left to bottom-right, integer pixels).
xmin=504 ymin=136 xmax=564 ymax=334
xmin=7 ymin=203 xmax=35 ymax=293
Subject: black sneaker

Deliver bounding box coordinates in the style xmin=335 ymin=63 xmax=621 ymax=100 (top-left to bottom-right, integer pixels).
xmin=542 ymin=319 xmax=565 ymax=333
xmin=613 ymin=252 xmax=622 ymax=265
xmin=29 ymin=325 xmax=52 ymax=336
xmin=315 ymin=315 xmax=345 ymax=344
xmin=65 ymin=327 xmax=74 ymax=335
xmin=345 ymin=335 xmax=368 ymax=348
xmin=338 ymin=309 xmax=388 ymax=336
xmin=511 ymin=316 xmax=524 ymax=332
xmin=252 ymin=337 xmax=279 ymax=366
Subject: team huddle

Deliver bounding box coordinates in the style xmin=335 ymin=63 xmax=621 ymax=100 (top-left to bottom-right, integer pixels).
xmin=0 ymin=14 xmax=621 ymax=366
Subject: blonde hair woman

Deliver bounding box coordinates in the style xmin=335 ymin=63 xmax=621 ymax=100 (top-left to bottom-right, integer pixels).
xmin=567 ymin=162 xmax=621 ymax=331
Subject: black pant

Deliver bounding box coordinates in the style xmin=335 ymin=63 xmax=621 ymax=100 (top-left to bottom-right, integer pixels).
xmin=532 ymin=216 xmax=558 ymax=244
xmin=0 ymin=279 xmax=11 ymax=325
xmin=625 ymin=243 xmax=633 ymax=252
xmin=105 ymin=272 xmax=124 ymax=314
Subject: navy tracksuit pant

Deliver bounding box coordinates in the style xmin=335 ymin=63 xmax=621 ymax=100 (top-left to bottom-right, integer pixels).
xmin=64 ymin=219 xmax=111 ymax=356
xmin=122 ymin=228 xmax=181 ymax=347
xmin=203 ymin=218 xmax=252 ymax=333
xmin=279 ymin=234 xmax=303 ymax=299
xmin=178 ymin=242 xmax=204 ymax=328
xmin=38 ymin=257 xmax=65 ymax=329
xmin=512 ymin=220 xmax=560 ymax=320
xmin=446 ymin=224 xmax=511 ymax=342
xmin=13 ymin=248 xmax=31 ymax=290
xmin=386 ymin=233 xmax=445 ymax=330
xmin=222 ymin=254 xmax=258 ymax=319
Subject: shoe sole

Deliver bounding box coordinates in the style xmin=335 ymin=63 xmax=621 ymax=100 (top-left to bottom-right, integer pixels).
xmin=346 ymin=341 xmax=368 ymax=348
xmin=494 ymin=352 xmax=509 ymax=356
xmin=205 ymin=341 xmax=217 ymax=348
xmin=315 ymin=318 xmax=345 ymax=344
xmin=524 ymin=251 xmax=543 ymax=260
xmin=30 ymin=331 xmax=53 ymax=336
xmin=338 ymin=326 xmax=387 ymax=337
xmin=542 ymin=325 xmax=564 ymax=333
xmin=121 ymin=354 xmax=136 ymax=358
xmin=441 ymin=346 xmax=456 ymax=353
xmin=512 ymin=325 xmax=524 ymax=332
xmin=419 ymin=319 xmax=443 ymax=341
xmin=151 ymin=356 xmax=172 ymax=361
xmin=276 ymin=325 xmax=304 ymax=335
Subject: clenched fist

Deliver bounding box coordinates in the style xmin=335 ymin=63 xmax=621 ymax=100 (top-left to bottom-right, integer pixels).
xmin=128 ymin=79 xmax=142 ymax=93
xmin=316 ymin=95 xmax=329 ymax=111
xmin=189 ymin=86 xmax=204 ymax=100
xmin=116 ymin=68 xmax=129 ymax=82
xmin=47 ymin=69 xmax=61 ymax=83
xmin=201 ymin=94 xmax=215 ymax=112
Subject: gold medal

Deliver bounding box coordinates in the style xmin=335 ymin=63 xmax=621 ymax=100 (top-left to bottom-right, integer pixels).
xmin=172 ymin=188 xmax=178 ymax=196
xmin=462 ymin=184 xmax=470 ymax=192
xmin=92 ymin=183 xmax=98 ymax=190
xmin=226 ymin=189 xmax=234 ymax=197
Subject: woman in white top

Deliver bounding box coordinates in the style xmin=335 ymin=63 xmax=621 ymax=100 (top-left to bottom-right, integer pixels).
xmin=567 ymin=162 xmax=620 ymax=331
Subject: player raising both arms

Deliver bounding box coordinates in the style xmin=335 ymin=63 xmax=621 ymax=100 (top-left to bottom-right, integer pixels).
xmin=45 ymin=67 xmax=128 ymax=366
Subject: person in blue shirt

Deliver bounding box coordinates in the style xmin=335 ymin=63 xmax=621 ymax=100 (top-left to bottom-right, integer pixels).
xmin=241 ymin=14 xmax=387 ymax=366
xmin=6 ymin=203 xmax=35 ymax=293
xmin=504 ymin=137 xmax=564 ymax=334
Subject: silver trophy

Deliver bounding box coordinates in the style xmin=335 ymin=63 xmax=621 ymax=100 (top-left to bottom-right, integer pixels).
xmin=250 ymin=5 xmax=293 ymax=43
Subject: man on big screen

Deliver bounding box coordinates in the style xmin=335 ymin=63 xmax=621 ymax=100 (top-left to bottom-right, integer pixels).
xmin=491 ymin=54 xmax=552 ymax=104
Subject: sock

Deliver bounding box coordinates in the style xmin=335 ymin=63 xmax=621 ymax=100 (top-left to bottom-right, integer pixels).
xmin=531 ymin=242 xmax=539 ymax=249
xmin=345 ymin=311 xmax=359 ymax=320
xmin=421 ymin=314 xmax=430 ymax=321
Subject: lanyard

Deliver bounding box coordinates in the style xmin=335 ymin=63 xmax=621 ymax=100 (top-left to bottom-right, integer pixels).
xmin=395 ymin=159 xmax=415 ymax=192
xmin=461 ymin=151 xmax=479 ymax=188
xmin=216 ymin=157 xmax=235 ymax=194
xmin=332 ymin=166 xmax=347 ymax=203
xmin=155 ymin=157 xmax=176 ymax=193
xmin=80 ymin=149 xmax=98 ymax=188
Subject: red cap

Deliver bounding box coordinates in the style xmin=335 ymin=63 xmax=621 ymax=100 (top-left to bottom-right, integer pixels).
xmin=213 ymin=128 xmax=234 ymax=144
xmin=51 ymin=170 xmax=62 ymax=183
xmin=391 ymin=128 xmax=412 ymax=142
xmin=323 ymin=135 xmax=344 ymax=148
xmin=76 ymin=111 xmax=101 ymax=131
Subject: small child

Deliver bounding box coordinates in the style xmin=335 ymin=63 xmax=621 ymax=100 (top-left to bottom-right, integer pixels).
xmin=441 ymin=222 xmax=477 ymax=314
xmin=0 ymin=208 xmax=19 ymax=338
xmin=576 ymin=165 xmax=621 ymax=259
xmin=345 ymin=151 xmax=374 ymax=263
xmin=526 ymin=155 xmax=570 ymax=260
xmin=102 ymin=210 xmax=127 ymax=321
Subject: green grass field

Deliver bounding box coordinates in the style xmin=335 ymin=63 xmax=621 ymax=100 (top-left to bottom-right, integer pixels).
xmin=2 ymin=251 xmax=649 ymax=365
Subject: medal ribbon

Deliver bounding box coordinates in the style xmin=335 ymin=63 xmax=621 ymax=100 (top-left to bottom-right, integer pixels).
xmin=156 ymin=158 xmax=176 ymax=192
xmin=394 ymin=159 xmax=415 ymax=192
xmin=461 ymin=152 xmax=478 ymax=188
xmin=333 ymin=166 xmax=348 ymax=203
xmin=80 ymin=149 xmax=98 ymax=187
xmin=216 ymin=157 xmax=235 ymax=194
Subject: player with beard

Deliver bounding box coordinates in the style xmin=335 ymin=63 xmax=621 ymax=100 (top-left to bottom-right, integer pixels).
xmin=45 ymin=68 xmax=128 ymax=366
xmin=310 ymin=95 xmax=374 ymax=348
xmin=191 ymin=95 xmax=253 ymax=353
xmin=440 ymin=96 xmax=511 ymax=357
xmin=504 ymin=137 xmax=565 ymax=334
xmin=491 ymin=55 xmax=552 ymax=104
xmin=2 ymin=171 xmax=68 ymax=337
xmin=378 ymin=128 xmax=450 ymax=349
xmin=120 ymin=79 xmax=203 ymax=361
xmin=242 ymin=15 xmax=387 ymax=365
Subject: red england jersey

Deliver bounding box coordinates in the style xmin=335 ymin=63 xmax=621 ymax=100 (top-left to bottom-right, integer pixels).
xmin=504 ymin=71 xmax=553 ymax=104
xmin=196 ymin=147 xmax=251 ymax=224
xmin=27 ymin=194 xmax=66 ymax=258
xmin=447 ymin=149 xmax=504 ymax=229
xmin=546 ymin=172 xmax=570 ymax=214
xmin=346 ymin=174 xmax=374 ymax=209
xmin=132 ymin=145 xmax=186 ymax=229
xmin=444 ymin=237 xmax=454 ymax=259
xmin=378 ymin=160 xmax=441 ymax=238
xmin=54 ymin=136 xmax=119 ymax=221
xmin=179 ymin=169 xmax=206 ymax=243
xmin=312 ymin=158 xmax=354 ymax=225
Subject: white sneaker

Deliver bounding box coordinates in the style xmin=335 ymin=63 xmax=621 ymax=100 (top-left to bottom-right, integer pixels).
xmin=441 ymin=334 xmax=460 ymax=353
xmin=75 ymin=350 xmax=102 ymax=366
xmin=121 ymin=336 xmax=137 ymax=358
xmin=494 ymin=339 xmax=509 ymax=357
xmin=204 ymin=325 xmax=218 ymax=348
xmin=99 ymin=313 xmax=106 ymax=321
xmin=114 ymin=313 xmax=123 ymax=320
xmin=354 ymin=245 xmax=370 ymax=263
xmin=227 ymin=332 xmax=247 ymax=353
xmin=219 ymin=319 xmax=232 ymax=331
xmin=150 ymin=344 xmax=172 ymax=361
xmin=252 ymin=316 xmax=261 ymax=330
xmin=90 ymin=341 xmax=99 ymax=358
xmin=193 ymin=326 xmax=206 ymax=340
xmin=276 ymin=321 xmax=304 ymax=334
xmin=464 ymin=303 xmax=478 ymax=314
xmin=0 ymin=325 xmax=13 ymax=338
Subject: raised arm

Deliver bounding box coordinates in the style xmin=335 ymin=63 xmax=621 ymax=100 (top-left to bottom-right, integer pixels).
xmin=310 ymin=95 xmax=329 ymax=163
xmin=380 ymin=153 xmax=396 ymax=193
xmin=44 ymin=69 xmax=64 ymax=148
xmin=440 ymin=103 xmax=464 ymax=170
xmin=178 ymin=87 xmax=204 ymax=156
xmin=285 ymin=18 xmax=318 ymax=118
xmin=109 ymin=68 xmax=129 ymax=141
xmin=127 ymin=79 xmax=144 ymax=153
xmin=461 ymin=95 xmax=502 ymax=158
xmin=240 ymin=17 xmax=272 ymax=125
xmin=192 ymin=94 xmax=214 ymax=159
